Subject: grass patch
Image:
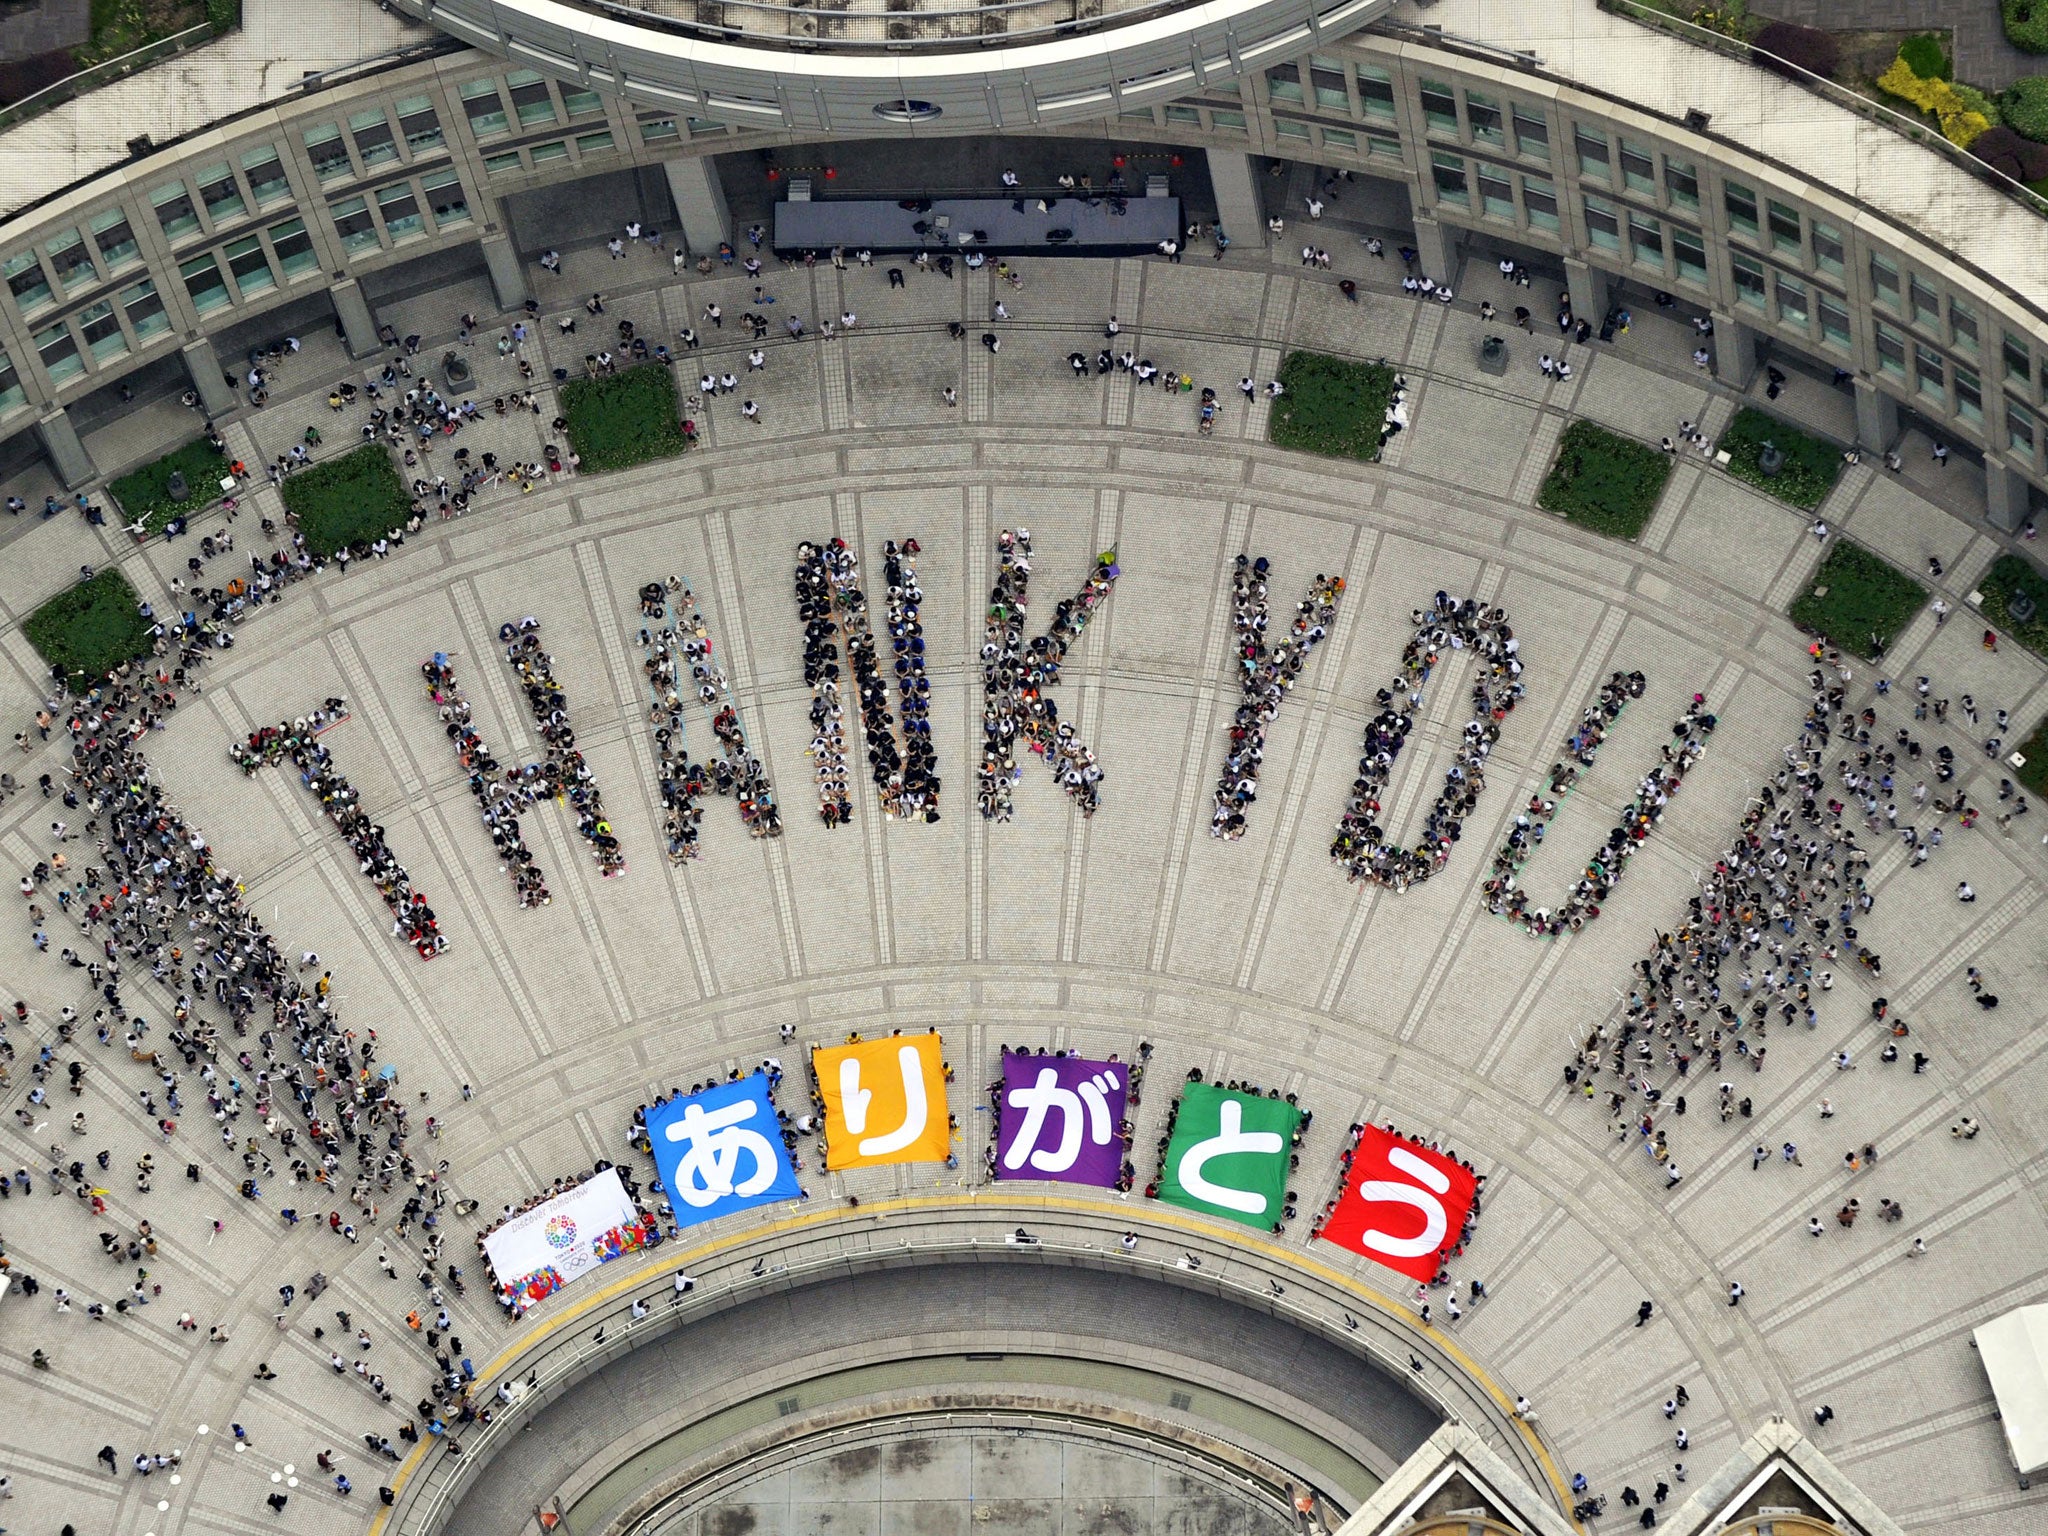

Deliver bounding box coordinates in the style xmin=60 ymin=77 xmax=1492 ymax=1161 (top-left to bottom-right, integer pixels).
xmin=1536 ymin=420 xmax=1673 ymax=539
xmin=282 ymin=444 xmax=410 ymax=558
xmin=1788 ymin=540 xmax=1928 ymax=659
xmin=2013 ymin=715 xmax=2048 ymax=797
xmin=24 ymin=568 xmax=153 ymax=690
xmin=1717 ymin=406 xmax=1843 ymax=509
xmin=1266 ymin=351 xmax=1400 ymax=464
xmin=107 ymin=436 xmax=229 ymax=534
xmin=561 ymin=363 xmax=690 ymax=474
xmin=1977 ymin=553 xmax=2048 ymax=658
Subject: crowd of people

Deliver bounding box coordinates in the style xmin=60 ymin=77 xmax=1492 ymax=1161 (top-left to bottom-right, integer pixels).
xmin=229 ymin=702 xmax=449 ymax=958
xmin=634 ymin=583 xmax=711 ymax=861
xmin=501 ymin=618 xmax=626 ymax=877
xmin=976 ymin=530 xmax=1121 ymax=821
xmin=1480 ymin=677 xmax=1718 ymax=938
xmin=635 ymin=578 xmax=781 ymax=841
xmin=1211 ymin=557 xmax=1345 ymax=840
xmin=420 ymin=653 xmax=552 ymax=908
xmin=1330 ymin=593 xmax=1525 ymax=889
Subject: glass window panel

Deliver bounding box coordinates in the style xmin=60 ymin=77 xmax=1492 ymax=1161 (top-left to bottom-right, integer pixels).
xmin=1620 ymin=138 xmax=1655 ymax=194
xmin=420 ymin=170 xmax=469 ymax=229
xmin=1310 ymin=57 xmax=1347 ymax=111
xmin=1512 ymin=103 xmax=1549 ymax=160
xmin=0 ymin=347 xmax=21 ymax=414
xmin=1672 ymin=225 xmax=1707 ymax=284
xmin=1420 ymin=78 xmax=1457 ymax=134
xmin=1583 ymin=192 xmax=1620 ymax=251
xmin=396 ymin=96 xmax=444 ymax=154
xmin=45 ymin=228 xmax=94 ymax=292
xmin=1909 ymin=274 xmax=1940 ymax=329
xmin=240 ymin=146 xmax=292 ymax=207
xmin=180 ymin=252 xmax=230 ymax=314
xmin=1430 ymin=150 xmax=1468 ymax=206
xmin=640 ymin=116 xmax=678 ymax=142
xmin=303 ymin=124 xmax=352 ymax=183
xmin=4 ymin=251 xmax=52 ymax=313
xmin=267 ymin=217 xmax=317 ymax=279
xmin=375 ymin=185 xmax=423 ymax=242
xmin=1575 ymin=124 xmax=1610 ymax=180
xmin=1316 ymin=126 xmax=1352 ymax=150
xmin=1916 ymin=345 xmax=1946 ymax=399
xmin=1870 ymin=253 xmax=1900 ymax=310
xmin=35 ymin=320 xmax=81 ymax=382
xmin=196 ymin=160 xmax=244 ymax=225
xmin=1467 ymin=91 xmax=1503 ymax=145
xmin=121 ymin=278 xmax=168 ymax=342
xmin=575 ymin=130 xmax=615 ymax=155
xmin=1263 ymin=65 xmax=1302 ymax=103
xmin=1478 ymin=164 xmax=1513 ymax=219
xmin=562 ymin=86 xmax=603 ymax=118
xmin=460 ymin=79 xmax=509 ymax=139
xmin=1274 ymin=118 xmax=1311 ymax=141
xmin=90 ymin=207 xmax=139 ymax=271
xmin=1724 ymin=179 xmax=1758 ymax=237
xmin=1950 ymin=297 xmax=1978 ymax=354
xmin=1766 ymin=199 xmax=1800 ymax=253
xmin=1818 ymin=290 xmax=1851 ymax=350
xmin=150 ymin=180 xmax=200 ymax=242
xmin=1163 ymin=104 xmax=1201 ymax=125
xmin=1777 ymin=273 xmax=1808 ymax=325
xmin=1955 ymin=362 xmax=1981 ymax=422
xmin=2010 ymin=399 xmax=2036 ymax=455
xmin=329 ymin=196 xmax=379 ymax=256
xmin=1874 ymin=321 xmax=1907 ymax=379
xmin=349 ymin=109 xmax=398 ymax=170
xmin=2005 ymin=331 xmax=2033 ymax=385
xmin=1628 ymin=210 xmax=1663 ymax=266
xmin=1731 ymin=251 xmax=1767 ymax=308
xmin=78 ymin=298 xmax=125 ymax=361
xmin=482 ymin=150 xmax=523 ymax=176
xmin=1664 ymin=157 xmax=1698 ymax=208
xmin=1812 ymin=219 xmax=1843 ymax=275
xmin=224 ymin=234 xmax=274 ymax=296
xmin=1367 ymin=130 xmax=1400 ymax=159
xmin=529 ymin=140 xmax=569 ymax=165
xmin=1522 ymin=174 xmax=1558 ymax=232
xmin=1356 ymin=64 xmax=1395 ymax=119
xmin=506 ymin=68 xmax=556 ymax=127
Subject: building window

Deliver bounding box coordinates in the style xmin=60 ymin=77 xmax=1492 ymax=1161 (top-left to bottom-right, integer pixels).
xmin=1466 ymin=91 xmax=1503 ymax=145
xmin=2005 ymin=331 xmax=2033 ymax=387
xmin=1724 ymin=179 xmax=1758 ymax=237
xmin=562 ymin=85 xmax=604 ymax=118
xmin=304 ymin=124 xmax=352 ymax=183
xmin=529 ymin=140 xmax=569 ymax=165
xmin=1366 ymin=129 xmax=1400 ymax=159
xmin=1954 ymin=362 xmax=1982 ymax=422
xmin=1321 ymin=125 xmax=1355 ymax=149
xmin=1583 ymin=192 xmax=1620 ymax=251
xmin=1950 ymin=297 xmax=1979 ymax=355
xmin=0 ymin=347 xmax=21 ymax=414
xmin=1664 ymin=157 xmax=1698 ymax=209
xmin=1478 ymin=164 xmax=1513 ymax=219
xmin=421 ymin=169 xmax=469 ymax=228
xmin=241 ymin=145 xmax=292 ymax=207
xmin=1575 ymin=124 xmax=1610 ymax=180
xmin=75 ymin=298 xmax=124 ymax=363
xmin=267 ymin=217 xmax=317 ymax=279
xmin=640 ymin=117 xmax=678 ymax=143
xmin=506 ymin=69 xmax=557 ymax=128
xmin=1870 ymin=253 xmax=1900 ymax=310
xmin=1776 ymin=273 xmax=1808 ymax=326
xmin=396 ymin=96 xmax=444 ymax=155
xmin=1522 ymin=174 xmax=1558 ymax=231
xmin=1511 ymin=103 xmax=1548 ymax=161
xmin=225 ymin=234 xmax=274 ymax=296
xmin=329 ymin=196 xmax=379 ymax=257
xmin=1812 ymin=219 xmax=1843 ymax=276
xmin=1874 ymin=320 xmax=1907 ymax=379
xmin=35 ymin=320 xmax=82 ymax=382
xmin=482 ymin=151 xmax=523 ymax=176
xmin=121 ymin=278 xmax=168 ymax=342
xmin=1420 ymin=78 xmax=1457 ymax=134
xmin=1274 ymin=118 xmax=1311 ymax=143
xmin=1310 ymin=56 xmax=1348 ymax=111
xmin=1265 ymin=64 xmax=1303 ymax=105
xmin=151 ymin=180 xmax=200 ymax=243
xmin=1671 ymin=224 xmax=1707 ymax=284
xmin=1915 ymin=345 xmax=1946 ymax=400
xmin=576 ymin=130 xmax=616 ymax=155
xmin=460 ymin=79 xmax=509 ymax=139
xmin=179 ymin=252 xmax=230 ymax=314
xmin=2010 ymin=399 xmax=2037 ymax=457
xmin=1163 ymin=104 xmax=1201 ymax=125
xmin=376 ymin=185 xmax=424 ymax=243
xmin=349 ymin=109 xmax=399 ymax=171
xmin=1766 ymin=198 xmax=1801 ymax=254
xmin=1357 ymin=65 xmax=1395 ymax=119
xmin=1731 ymin=251 xmax=1766 ymax=308
xmin=4 ymin=251 xmax=51 ymax=314
xmin=1818 ymin=290 xmax=1851 ymax=350
xmin=190 ymin=163 xmax=243 ymax=231
xmin=1909 ymin=274 xmax=1940 ymax=331
xmin=1628 ymin=210 xmax=1663 ymax=267
xmin=90 ymin=208 xmax=139 ymax=272
xmin=1619 ymin=138 xmax=1655 ymax=195
xmin=1430 ymin=150 xmax=1469 ymax=207
xmin=44 ymin=228 xmax=95 ymax=293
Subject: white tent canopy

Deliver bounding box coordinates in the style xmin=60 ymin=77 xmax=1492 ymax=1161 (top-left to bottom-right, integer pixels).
xmin=1974 ymin=1305 xmax=2048 ymax=1478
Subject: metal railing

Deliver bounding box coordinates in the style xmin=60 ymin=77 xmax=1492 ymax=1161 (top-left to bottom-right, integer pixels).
xmin=0 ymin=21 xmax=219 ymax=134
xmin=1598 ymin=0 xmax=2048 ymax=221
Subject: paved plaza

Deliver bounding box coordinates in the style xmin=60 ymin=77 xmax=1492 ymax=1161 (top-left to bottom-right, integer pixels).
xmin=0 ymin=224 xmax=2044 ymax=1536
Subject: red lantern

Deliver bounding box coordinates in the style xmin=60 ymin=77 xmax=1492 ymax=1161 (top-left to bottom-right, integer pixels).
xmin=766 ymin=167 xmax=780 ymax=181
xmin=1112 ymin=154 xmax=1126 ymax=168
xmin=1170 ymin=154 xmax=1183 ymax=167
xmin=824 ymin=166 xmax=837 ymax=178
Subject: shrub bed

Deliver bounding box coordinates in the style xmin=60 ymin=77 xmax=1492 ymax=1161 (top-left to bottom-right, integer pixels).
xmin=2005 ymin=75 xmax=2048 ymax=139
xmin=2013 ymin=715 xmax=2048 ymax=797
xmin=1267 ymin=351 xmax=1401 ymax=463
xmin=1898 ymin=32 xmax=1951 ymax=78
xmin=2006 ymin=0 xmax=2048 ymax=54
xmin=282 ymin=444 xmax=410 ymax=557
xmin=1977 ymin=553 xmax=2048 ymax=657
xmin=25 ymin=568 xmax=153 ymax=690
xmin=1536 ymin=420 xmax=1673 ymax=539
xmin=108 ymin=437 xmax=229 ymax=534
xmin=1752 ymin=21 xmax=1839 ymax=80
xmin=1717 ymin=407 xmax=1842 ymax=509
xmin=561 ymin=363 xmax=690 ymax=473
xmin=1788 ymin=540 xmax=1928 ymax=659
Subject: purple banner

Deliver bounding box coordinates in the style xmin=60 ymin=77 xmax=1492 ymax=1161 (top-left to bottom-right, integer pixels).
xmin=996 ymin=1052 xmax=1127 ymax=1187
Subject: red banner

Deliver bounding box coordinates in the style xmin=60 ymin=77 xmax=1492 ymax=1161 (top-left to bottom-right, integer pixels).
xmin=1319 ymin=1127 xmax=1477 ymax=1283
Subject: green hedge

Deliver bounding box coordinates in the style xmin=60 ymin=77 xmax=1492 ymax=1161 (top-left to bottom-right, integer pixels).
xmin=1788 ymin=540 xmax=1928 ymax=660
xmin=282 ymin=444 xmax=411 ymax=558
xmin=1717 ymin=406 xmax=1843 ymax=509
xmin=1536 ymin=420 xmax=1673 ymax=539
xmin=108 ymin=437 xmax=229 ymax=534
xmin=1977 ymin=553 xmax=2048 ymax=658
xmin=561 ymin=363 xmax=690 ymax=473
xmin=2006 ymin=0 xmax=2048 ymax=53
xmin=24 ymin=568 xmax=153 ymax=691
xmin=1266 ymin=351 xmax=1400 ymax=463
xmin=2004 ymin=76 xmax=2048 ymax=140
xmin=1899 ymin=32 xmax=1951 ymax=79
xmin=2014 ymin=715 xmax=2048 ymax=797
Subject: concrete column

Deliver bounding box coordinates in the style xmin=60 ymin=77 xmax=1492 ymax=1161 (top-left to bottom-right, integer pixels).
xmin=1410 ymin=213 xmax=1457 ymax=285
xmin=1985 ymin=458 xmax=2031 ymax=532
xmin=180 ymin=338 xmax=237 ymax=420
xmin=1564 ymin=257 xmax=1607 ymax=328
xmin=480 ymin=231 xmax=528 ymax=314
xmin=1853 ymin=376 xmax=1899 ymax=453
xmin=330 ymin=277 xmax=381 ymax=359
xmin=1205 ymin=147 xmax=1266 ymax=251
xmin=1710 ymin=310 xmax=1758 ymax=391
xmin=35 ymin=406 xmax=96 ymax=489
xmin=663 ymin=155 xmax=732 ymax=259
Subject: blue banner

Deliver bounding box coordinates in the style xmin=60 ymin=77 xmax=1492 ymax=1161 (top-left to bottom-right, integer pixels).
xmin=646 ymin=1073 xmax=801 ymax=1228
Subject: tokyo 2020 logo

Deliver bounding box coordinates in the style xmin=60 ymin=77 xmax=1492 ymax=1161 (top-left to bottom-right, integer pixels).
xmin=543 ymin=1215 xmax=578 ymax=1249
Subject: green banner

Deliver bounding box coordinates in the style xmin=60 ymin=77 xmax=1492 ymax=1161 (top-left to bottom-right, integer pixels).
xmin=1157 ymin=1083 xmax=1302 ymax=1230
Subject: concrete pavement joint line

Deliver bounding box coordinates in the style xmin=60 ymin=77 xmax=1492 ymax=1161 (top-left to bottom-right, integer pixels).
xmin=963 ymin=484 xmax=989 ymax=963
xmin=835 ymin=488 xmax=897 ymax=968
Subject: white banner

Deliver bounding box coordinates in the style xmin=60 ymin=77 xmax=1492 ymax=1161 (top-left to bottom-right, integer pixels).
xmin=482 ymin=1169 xmax=642 ymax=1299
